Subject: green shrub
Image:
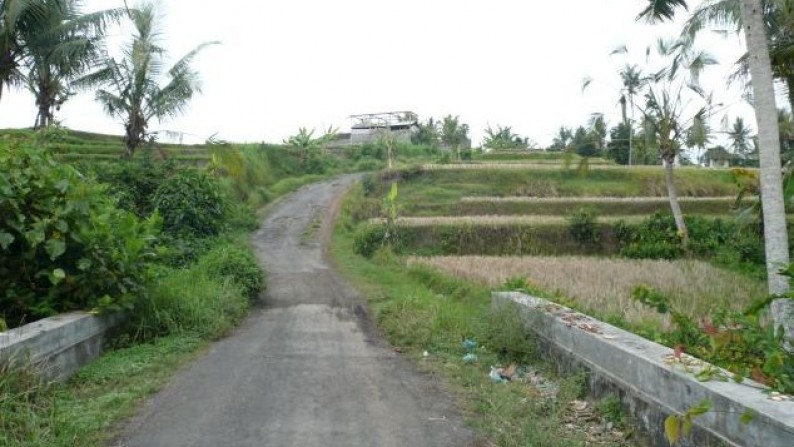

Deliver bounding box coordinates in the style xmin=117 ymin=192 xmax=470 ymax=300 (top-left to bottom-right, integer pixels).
xmin=361 ymin=174 xmax=377 ymax=196
xmin=198 ymin=243 xmax=265 ymax=301
xmin=0 ymin=142 xmax=159 ymax=327
xmin=355 ymin=159 xmax=384 ymax=173
xmin=153 ymin=169 xmax=228 ymax=238
xmin=632 ymin=284 xmax=794 ymax=393
xmin=353 ymin=224 xmax=388 ymax=258
xmin=616 ymin=213 xmax=736 ymax=260
xmin=96 ymin=157 xmax=176 ymax=217
xmin=567 ymin=208 xmax=600 ymax=245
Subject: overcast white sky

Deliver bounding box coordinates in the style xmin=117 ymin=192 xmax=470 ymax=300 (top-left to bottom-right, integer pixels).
xmin=0 ymin=0 xmax=762 ymax=146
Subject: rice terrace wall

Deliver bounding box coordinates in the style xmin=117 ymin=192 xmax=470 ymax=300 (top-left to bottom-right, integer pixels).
xmin=492 ymin=292 xmax=794 ymax=447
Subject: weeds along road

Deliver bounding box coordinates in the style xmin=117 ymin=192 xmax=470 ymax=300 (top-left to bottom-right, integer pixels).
xmin=116 ymin=175 xmax=474 ymax=447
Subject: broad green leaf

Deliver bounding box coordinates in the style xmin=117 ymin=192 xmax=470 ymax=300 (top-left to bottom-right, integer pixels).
xmin=54 ymin=220 xmax=69 ymax=233
xmin=50 ymin=268 xmax=66 ymax=285
xmin=0 ymin=231 xmax=14 ymax=249
xmin=689 ymin=400 xmax=712 ymax=416
xmin=682 ymin=416 xmax=693 ymax=436
xmin=740 ymin=409 xmax=755 ymax=425
xmin=77 ymin=258 xmax=92 ymax=271
xmin=45 ymin=239 xmax=66 ymax=260
xmin=665 ymin=415 xmax=681 ymax=444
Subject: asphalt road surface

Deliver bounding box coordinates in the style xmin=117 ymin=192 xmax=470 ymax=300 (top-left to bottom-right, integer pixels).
xmin=115 ymin=175 xmax=474 ymax=447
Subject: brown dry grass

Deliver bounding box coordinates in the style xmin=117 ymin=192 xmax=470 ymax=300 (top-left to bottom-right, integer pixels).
xmin=421 ymin=163 xmax=740 ymax=172
xmin=459 ymin=196 xmax=740 ymax=203
xmin=408 ymin=256 xmax=766 ymax=331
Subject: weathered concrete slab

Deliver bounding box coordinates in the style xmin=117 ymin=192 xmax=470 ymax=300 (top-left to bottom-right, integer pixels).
xmin=0 ymin=312 xmax=121 ymax=381
xmin=492 ymin=291 xmax=794 ymax=447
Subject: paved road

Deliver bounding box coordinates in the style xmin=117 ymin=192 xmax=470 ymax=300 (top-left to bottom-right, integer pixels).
xmin=116 ymin=176 xmax=474 ymax=447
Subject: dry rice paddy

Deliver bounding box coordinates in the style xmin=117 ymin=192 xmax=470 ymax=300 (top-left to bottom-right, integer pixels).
xmin=459 ymin=196 xmax=739 ymax=203
xmin=408 ymin=256 xmax=766 ymax=331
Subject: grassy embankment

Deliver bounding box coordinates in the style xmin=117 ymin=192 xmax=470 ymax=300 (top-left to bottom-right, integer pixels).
xmin=0 ymin=129 xmax=447 ymax=446
xmin=331 ymin=186 xmax=639 ymax=447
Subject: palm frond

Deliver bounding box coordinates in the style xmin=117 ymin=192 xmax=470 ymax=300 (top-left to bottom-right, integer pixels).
xmin=681 ymin=0 xmax=741 ymax=42
xmin=638 ymin=0 xmax=689 ymax=23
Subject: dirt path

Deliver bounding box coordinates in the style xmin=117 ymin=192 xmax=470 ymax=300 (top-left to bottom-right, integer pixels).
xmin=115 ymin=176 xmax=474 ymax=447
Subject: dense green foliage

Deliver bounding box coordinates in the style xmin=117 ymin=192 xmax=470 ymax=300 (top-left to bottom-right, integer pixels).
xmin=567 ymin=209 xmax=601 ymax=245
xmin=0 ymin=141 xmax=158 ymax=327
xmin=153 ymin=169 xmax=228 ymax=238
xmin=199 ymin=243 xmax=265 ymax=301
xmin=633 ymin=285 xmax=794 ymax=393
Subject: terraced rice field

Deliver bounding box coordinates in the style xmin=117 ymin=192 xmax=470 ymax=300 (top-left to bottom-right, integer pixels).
xmin=409 ymin=256 xmax=766 ymax=331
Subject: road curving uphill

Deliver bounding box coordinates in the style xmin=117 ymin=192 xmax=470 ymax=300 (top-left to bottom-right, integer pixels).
xmin=116 ymin=175 xmax=473 ymax=447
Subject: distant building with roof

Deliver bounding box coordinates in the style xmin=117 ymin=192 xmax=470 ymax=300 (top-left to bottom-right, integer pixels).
xmin=349 ymin=111 xmax=419 ymax=145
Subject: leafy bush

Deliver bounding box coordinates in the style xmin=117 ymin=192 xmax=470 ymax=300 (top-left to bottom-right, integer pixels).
xmin=153 ymin=169 xmax=228 ymax=238
xmin=632 ymin=284 xmax=794 ymax=393
xmin=95 ymin=157 xmax=176 ymax=217
xmin=567 ymin=208 xmax=600 ymax=245
xmin=0 ymin=142 xmax=159 ymax=327
xmin=361 ymin=174 xmax=377 ymax=196
xmin=617 ymin=213 xmax=736 ymax=260
xmin=355 ymin=159 xmax=384 ymax=172
xmin=198 ymin=243 xmax=265 ymax=301
xmin=353 ymin=224 xmax=388 ymax=258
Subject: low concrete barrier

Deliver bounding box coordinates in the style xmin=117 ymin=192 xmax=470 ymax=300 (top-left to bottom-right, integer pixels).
xmin=0 ymin=312 xmax=122 ymax=382
xmin=492 ymin=291 xmax=794 ymax=447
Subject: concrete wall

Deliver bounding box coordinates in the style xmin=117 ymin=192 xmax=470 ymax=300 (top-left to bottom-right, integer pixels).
xmin=0 ymin=312 xmax=122 ymax=382
xmin=350 ymin=127 xmax=416 ymax=145
xmin=492 ymin=292 xmax=794 ymax=447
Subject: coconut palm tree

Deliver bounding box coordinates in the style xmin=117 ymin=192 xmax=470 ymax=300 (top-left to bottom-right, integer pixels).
xmin=78 ymin=2 xmax=216 ymax=157
xmin=440 ymin=115 xmax=469 ymax=160
xmin=639 ymin=0 xmax=793 ymax=347
xmin=641 ymin=86 xmax=694 ymax=242
xmin=0 ymin=0 xmax=45 ymax=100
xmin=550 ymin=126 xmax=573 ymax=152
xmin=682 ymin=0 xmax=794 ymax=111
xmin=728 ymin=116 xmax=754 ymax=158
xmin=588 ymin=114 xmax=608 ymax=153
xmin=483 ymin=124 xmax=524 ymax=150
xmin=685 ymin=108 xmax=712 ymax=164
xmin=21 ymin=0 xmax=122 ymax=128
xmin=583 ymin=52 xmax=647 ymax=164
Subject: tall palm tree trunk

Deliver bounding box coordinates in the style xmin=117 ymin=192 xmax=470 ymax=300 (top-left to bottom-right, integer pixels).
xmin=664 ymin=157 xmax=688 ymax=246
xmin=740 ymin=0 xmax=794 ymax=346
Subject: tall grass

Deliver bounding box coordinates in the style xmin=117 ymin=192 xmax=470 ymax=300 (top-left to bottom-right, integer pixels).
xmin=409 ymin=256 xmax=766 ymax=333
xmin=1 ymin=335 xmax=206 ymax=447
xmin=0 ymin=360 xmax=53 ymax=446
xmin=130 ymin=256 xmax=252 ymax=341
